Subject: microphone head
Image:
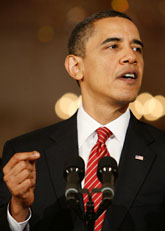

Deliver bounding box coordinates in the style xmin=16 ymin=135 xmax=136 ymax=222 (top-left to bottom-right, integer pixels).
xmin=97 ymin=156 xmax=118 ymax=182
xmin=98 ymin=156 xmax=117 ymax=169
xmin=63 ymin=156 xmax=85 ymax=182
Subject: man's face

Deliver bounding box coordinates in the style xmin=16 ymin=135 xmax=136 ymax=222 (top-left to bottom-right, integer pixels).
xmin=80 ymin=17 xmax=144 ymax=107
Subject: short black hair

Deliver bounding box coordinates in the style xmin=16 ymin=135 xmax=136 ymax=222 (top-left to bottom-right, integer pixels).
xmin=68 ymin=10 xmax=133 ymax=57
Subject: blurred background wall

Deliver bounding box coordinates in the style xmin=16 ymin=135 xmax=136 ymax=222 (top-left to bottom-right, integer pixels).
xmin=0 ymin=0 xmax=165 ymax=157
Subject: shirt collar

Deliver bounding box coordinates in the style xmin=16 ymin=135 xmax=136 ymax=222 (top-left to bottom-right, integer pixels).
xmin=77 ymin=103 xmax=130 ymax=148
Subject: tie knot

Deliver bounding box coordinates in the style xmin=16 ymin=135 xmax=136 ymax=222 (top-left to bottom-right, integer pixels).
xmin=96 ymin=127 xmax=112 ymax=143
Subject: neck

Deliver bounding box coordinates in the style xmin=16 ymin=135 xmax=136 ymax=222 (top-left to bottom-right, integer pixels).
xmin=82 ymin=100 xmax=128 ymax=125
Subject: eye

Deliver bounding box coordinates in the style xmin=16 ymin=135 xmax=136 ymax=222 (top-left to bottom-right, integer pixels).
xmin=132 ymin=46 xmax=143 ymax=53
xmin=109 ymin=44 xmax=118 ymax=49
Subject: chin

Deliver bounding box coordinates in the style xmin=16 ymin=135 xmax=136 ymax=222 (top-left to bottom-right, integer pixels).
xmin=116 ymin=94 xmax=137 ymax=106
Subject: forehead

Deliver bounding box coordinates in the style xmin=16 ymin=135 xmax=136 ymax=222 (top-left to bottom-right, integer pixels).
xmin=86 ymin=17 xmax=141 ymax=46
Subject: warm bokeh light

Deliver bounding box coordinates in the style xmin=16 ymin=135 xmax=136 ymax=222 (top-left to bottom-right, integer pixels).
xmin=55 ymin=99 xmax=69 ymax=120
xmin=143 ymin=98 xmax=163 ymax=121
xmin=155 ymin=95 xmax=165 ymax=116
xmin=38 ymin=25 xmax=54 ymax=43
xmin=55 ymin=93 xmax=80 ymax=119
xmin=77 ymin=95 xmax=82 ymax=106
xmin=111 ymin=0 xmax=129 ymax=12
xmin=143 ymin=113 xmax=158 ymax=121
xmin=143 ymin=97 xmax=156 ymax=116
xmin=55 ymin=92 xmax=165 ymax=121
xmin=144 ymin=98 xmax=163 ymax=120
xmin=66 ymin=7 xmax=86 ymax=25
xmin=136 ymin=92 xmax=153 ymax=105
xmin=130 ymin=93 xmax=165 ymax=121
xmin=134 ymin=100 xmax=144 ymax=116
xmin=129 ymin=101 xmax=142 ymax=120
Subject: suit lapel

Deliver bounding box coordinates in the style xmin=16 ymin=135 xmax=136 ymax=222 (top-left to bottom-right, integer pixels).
xmin=41 ymin=112 xmax=158 ymax=230
xmin=105 ymin=114 xmax=157 ymax=229
xmin=44 ymin=113 xmax=79 ymax=200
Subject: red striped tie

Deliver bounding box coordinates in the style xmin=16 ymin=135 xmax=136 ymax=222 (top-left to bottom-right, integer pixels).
xmin=83 ymin=127 xmax=112 ymax=231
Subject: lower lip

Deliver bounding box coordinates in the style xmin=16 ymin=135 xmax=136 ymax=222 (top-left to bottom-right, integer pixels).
xmin=118 ymin=77 xmax=137 ymax=84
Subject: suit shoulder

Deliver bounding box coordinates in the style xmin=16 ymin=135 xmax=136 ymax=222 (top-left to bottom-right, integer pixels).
xmin=5 ymin=114 xmax=77 ymax=152
xmin=136 ymin=118 xmax=165 ymax=141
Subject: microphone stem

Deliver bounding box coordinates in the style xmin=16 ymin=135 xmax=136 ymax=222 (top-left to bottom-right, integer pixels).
xmin=85 ymin=192 xmax=95 ymax=231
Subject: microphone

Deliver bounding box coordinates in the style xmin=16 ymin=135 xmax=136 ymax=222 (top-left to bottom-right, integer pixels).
xmin=63 ymin=156 xmax=85 ymax=219
xmin=95 ymin=156 xmax=118 ymax=219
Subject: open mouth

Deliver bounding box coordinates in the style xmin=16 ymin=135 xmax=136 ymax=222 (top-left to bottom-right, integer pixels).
xmin=121 ymin=73 xmax=137 ymax=79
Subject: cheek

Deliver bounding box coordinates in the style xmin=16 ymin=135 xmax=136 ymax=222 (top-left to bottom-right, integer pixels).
xmin=83 ymin=56 xmax=118 ymax=86
xmin=139 ymin=57 xmax=144 ymax=71
xmin=83 ymin=62 xmax=104 ymax=82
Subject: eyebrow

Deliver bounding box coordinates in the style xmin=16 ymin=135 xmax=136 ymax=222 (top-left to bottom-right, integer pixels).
xmin=100 ymin=37 xmax=144 ymax=48
xmin=100 ymin=37 xmax=121 ymax=45
xmin=133 ymin=39 xmax=144 ymax=48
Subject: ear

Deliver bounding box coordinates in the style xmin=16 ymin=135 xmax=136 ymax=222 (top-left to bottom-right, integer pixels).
xmin=64 ymin=55 xmax=83 ymax=81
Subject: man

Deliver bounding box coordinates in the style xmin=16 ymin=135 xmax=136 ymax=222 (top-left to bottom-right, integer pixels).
xmin=0 ymin=10 xmax=165 ymax=231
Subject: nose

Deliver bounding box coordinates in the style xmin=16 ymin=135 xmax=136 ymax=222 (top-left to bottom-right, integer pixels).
xmin=119 ymin=48 xmax=137 ymax=65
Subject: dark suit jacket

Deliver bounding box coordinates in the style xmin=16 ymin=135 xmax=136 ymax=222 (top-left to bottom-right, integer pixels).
xmin=0 ymin=112 xmax=165 ymax=231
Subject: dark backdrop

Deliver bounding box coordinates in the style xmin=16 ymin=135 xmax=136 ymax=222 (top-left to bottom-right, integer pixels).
xmin=0 ymin=0 xmax=165 ymax=157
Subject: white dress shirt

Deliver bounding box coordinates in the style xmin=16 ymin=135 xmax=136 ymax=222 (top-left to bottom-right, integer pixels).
xmin=7 ymin=204 xmax=31 ymax=231
xmin=7 ymin=104 xmax=130 ymax=230
xmin=77 ymin=104 xmax=130 ymax=187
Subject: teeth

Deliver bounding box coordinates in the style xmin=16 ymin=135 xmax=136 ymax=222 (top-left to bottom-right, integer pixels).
xmin=123 ymin=73 xmax=135 ymax=78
